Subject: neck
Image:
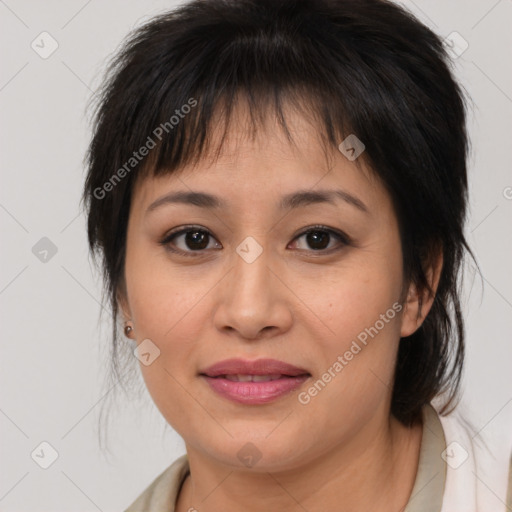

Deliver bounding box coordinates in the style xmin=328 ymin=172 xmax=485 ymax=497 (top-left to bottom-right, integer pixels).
xmin=176 ymin=409 xmax=423 ymax=512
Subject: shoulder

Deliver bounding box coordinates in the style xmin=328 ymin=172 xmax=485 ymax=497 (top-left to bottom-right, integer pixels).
xmin=124 ymin=454 xmax=190 ymax=512
xmin=433 ymin=401 xmax=512 ymax=512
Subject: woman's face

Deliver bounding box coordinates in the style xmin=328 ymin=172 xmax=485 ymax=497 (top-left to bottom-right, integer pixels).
xmin=120 ymin=104 xmax=421 ymax=471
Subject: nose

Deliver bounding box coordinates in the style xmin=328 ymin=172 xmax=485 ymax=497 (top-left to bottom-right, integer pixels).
xmin=213 ymin=244 xmax=293 ymax=341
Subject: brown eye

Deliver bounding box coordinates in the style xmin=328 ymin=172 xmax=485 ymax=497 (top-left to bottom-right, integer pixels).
xmin=291 ymin=226 xmax=351 ymax=253
xmin=159 ymin=224 xmax=351 ymax=257
xmin=159 ymin=226 xmax=221 ymax=255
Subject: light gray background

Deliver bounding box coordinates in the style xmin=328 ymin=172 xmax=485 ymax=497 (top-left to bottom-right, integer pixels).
xmin=1 ymin=1 xmax=511 ymax=510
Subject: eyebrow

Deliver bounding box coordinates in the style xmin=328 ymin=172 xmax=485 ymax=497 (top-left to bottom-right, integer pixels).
xmin=146 ymin=188 xmax=369 ymax=215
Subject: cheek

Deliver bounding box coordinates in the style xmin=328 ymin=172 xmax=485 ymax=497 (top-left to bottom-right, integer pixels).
xmin=125 ymin=260 xmax=211 ymax=433
xmin=125 ymin=241 xmax=206 ymax=339
xmin=316 ymin=280 xmax=403 ymax=387
xmin=297 ymin=292 xmax=402 ymax=447
xmin=299 ymin=244 xmax=404 ymax=406
xmin=308 ymin=247 xmax=403 ymax=349
xmin=124 ymin=250 xmax=210 ymax=390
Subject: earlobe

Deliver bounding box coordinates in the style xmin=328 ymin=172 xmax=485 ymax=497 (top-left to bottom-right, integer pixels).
xmin=124 ymin=322 xmax=134 ymax=338
xmin=117 ymin=284 xmax=137 ymax=339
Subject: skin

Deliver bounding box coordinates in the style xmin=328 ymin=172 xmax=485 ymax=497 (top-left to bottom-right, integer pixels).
xmin=119 ymin=100 xmax=441 ymax=512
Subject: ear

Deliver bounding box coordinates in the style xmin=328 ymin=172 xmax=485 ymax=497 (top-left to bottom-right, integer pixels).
xmin=400 ymin=248 xmax=443 ymax=338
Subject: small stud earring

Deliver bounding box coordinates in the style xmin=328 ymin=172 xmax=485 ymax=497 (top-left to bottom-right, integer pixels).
xmin=124 ymin=323 xmax=133 ymax=337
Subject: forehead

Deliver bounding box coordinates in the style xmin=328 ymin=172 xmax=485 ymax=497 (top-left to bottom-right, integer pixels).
xmin=131 ymin=100 xmax=382 ymax=213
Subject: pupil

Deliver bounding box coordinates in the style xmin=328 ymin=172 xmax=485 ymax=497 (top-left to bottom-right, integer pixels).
xmin=186 ymin=230 xmax=208 ymax=250
xmin=307 ymin=231 xmax=329 ymax=250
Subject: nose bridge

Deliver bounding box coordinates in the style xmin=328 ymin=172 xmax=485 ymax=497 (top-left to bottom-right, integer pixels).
xmin=231 ymin=236 xmax=273 ymax=308
xmin=213 ymin=235 xmax=292 ymax=339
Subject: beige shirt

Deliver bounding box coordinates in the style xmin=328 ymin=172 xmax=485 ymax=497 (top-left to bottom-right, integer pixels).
xmin=125 ymin=403 xmax=448 ymax=512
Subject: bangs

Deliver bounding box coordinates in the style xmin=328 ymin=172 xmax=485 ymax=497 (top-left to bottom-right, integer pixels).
xmin=90 ymin=20 xmax=363 ymax=187
xmin=87 ymin=0 xmax=451 ymax=203
xmin=142 ymin=86 xmax=355 ymax=183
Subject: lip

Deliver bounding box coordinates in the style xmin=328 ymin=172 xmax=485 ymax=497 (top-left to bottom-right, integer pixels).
xmin=200 ymin=358 xmax=309 ymax=377
xmin=199 ymin=358 xmax=311 ymax=405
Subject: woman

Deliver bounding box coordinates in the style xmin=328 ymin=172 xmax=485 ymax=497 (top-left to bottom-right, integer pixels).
xmin=81 ymin=0 xmax=512 ymax=510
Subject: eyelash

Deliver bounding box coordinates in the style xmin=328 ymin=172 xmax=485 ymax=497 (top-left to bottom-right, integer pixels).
xmin=158 ymin=224 xmax=352 ymax=257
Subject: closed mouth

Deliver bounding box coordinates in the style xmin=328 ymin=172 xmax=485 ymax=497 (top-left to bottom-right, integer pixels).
xmin=206 ymin=373 xmax=310 ymax=382
xmin=200 ymin=357 xmax=310 ymax=379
